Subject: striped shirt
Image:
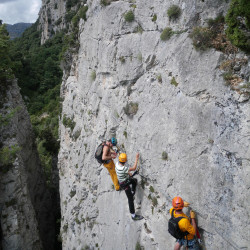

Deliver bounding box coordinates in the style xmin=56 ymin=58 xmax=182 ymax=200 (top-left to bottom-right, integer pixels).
xmin=115 ymin=161 xmax=129 ymax=183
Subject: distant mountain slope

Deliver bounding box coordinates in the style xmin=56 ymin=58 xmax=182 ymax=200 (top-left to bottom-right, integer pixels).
xmin=6 ymin=22 xmax=32 ymax=39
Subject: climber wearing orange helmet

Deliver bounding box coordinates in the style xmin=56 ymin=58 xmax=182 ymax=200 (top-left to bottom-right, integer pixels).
xmin=169 ymin=197 xmax=199 ymax=250
xmin=102 ymin=138 xmax=120 ymax=191
xmin=115 ymin=152 xmax=143 ymax=221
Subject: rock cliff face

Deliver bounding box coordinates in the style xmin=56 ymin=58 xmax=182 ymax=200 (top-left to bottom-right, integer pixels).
xmin=39 ymin=0 xmax=67 ymax=44
xmin=0 ymin=80 xmax=55 ymax=250
xmin=39 ymin=0 xmax=249 ymax=249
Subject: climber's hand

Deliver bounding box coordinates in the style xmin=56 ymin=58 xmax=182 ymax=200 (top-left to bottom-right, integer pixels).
xmin=190 ymin=210 xmax=195 ymax=219
xmin=136 ymin=153 xmax=139 ymax=160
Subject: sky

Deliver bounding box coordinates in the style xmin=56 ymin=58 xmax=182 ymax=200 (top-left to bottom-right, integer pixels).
xmin=0 ymin=0 xmax=41 ymax=24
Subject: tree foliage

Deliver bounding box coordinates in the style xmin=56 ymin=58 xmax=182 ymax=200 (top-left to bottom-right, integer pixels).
xmin=9 ymin=22 xmax=64 ymax=183
xmin=0 ymin=24 xmax=14 ymax=87
xmin=225 ymin=0 xmax=250 ymax=53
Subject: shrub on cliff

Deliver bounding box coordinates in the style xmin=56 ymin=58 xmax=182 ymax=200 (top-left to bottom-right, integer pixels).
xmin=65 ymin=10 xmax=77 ymax=23
xmin=189 ymin=27 xmax=214 ymax=50
xmin=0 ymin=145 xmax=20 ymax=173
xmin=190 ymin=14 xmax=238 ymax=53
xmin=100 ymin=0 xmax=112 ymax=6
xmin=79 ymin=5 xmax=88 ymax=21
xmin=123 ymin=102 xmax=138 ymax=116
xmin=160 ymin=27 xmax=173 ymax=41
xmin=63 ymin=115 xmax=76 ymax=131
xmin=225 ymin=0 xmax=250 ymax=53
xmin=124 ymin=10 xmax=135 ymax=22
xmin=167 ymin=5 xmax=181 ymax=21
xmin=66 ymin=0 xmax=78 ymax=11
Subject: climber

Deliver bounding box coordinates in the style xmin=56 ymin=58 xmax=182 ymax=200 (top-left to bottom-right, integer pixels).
xmin=102 ymin=137 xmax=120 ymax=191
xmin=115 ymin=152 xmax=144 ymax=221
xmin=169 ymin=197 xmax=199 ymax=250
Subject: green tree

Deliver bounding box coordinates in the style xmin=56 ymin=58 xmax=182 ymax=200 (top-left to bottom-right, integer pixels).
xmin=0 ymin=24 xmax=13 ymax=86
xmin=225 ymin=0 xmax=250 ymax=52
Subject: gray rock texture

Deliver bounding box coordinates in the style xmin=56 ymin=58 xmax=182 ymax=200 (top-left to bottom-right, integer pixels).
xmin=52 ymin=0 xmax=249 ymax=249
xmin=0 ymin=80 xmax=55 ymax=250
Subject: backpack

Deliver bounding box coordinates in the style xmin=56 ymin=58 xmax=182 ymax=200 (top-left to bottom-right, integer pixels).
xmin=168 ymin=209 xmax=189 ymax=239
xmin=95 ymin=142 xmax=107 ymax=164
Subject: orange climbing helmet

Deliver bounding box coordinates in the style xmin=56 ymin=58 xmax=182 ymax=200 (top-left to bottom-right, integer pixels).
xmin=172 ymin=196 xmax=184 ymax=210
xmin=119 ymin=153 xmax=127 ymax=163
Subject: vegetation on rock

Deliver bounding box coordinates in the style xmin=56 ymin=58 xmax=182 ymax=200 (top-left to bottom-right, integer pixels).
xmin=190 ymin=15 xmax=237 ymax=54
xmin=160 ymin=27 xmax=173 ymax=41
xmin=170 ymin=77 xmax=178 ymax=87
xmin=0 ymin=25 xmax=14 ymax=88
xmin=167 ymin=5 xmax=181 ymax=21
xmin=0 ymin=145 xmax=20 ymax=173
xmin=124 ymin=10 xmax=135 ymax=22
xmin=225 ymin=0 xmax=250 ymax=53
xmin=9 ymin=21 xmax=63 ymax=183
xmin=123 ymin=102 xmax=138 ymax=116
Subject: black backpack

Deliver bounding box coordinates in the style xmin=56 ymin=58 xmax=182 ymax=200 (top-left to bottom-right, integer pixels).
xmin=95 ymin=142 xmax=107 ymax=164
xmin=168 ymin=209 xmax=189 ymax=239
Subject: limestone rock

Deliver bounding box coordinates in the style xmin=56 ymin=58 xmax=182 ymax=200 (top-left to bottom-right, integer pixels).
xmin=50 ymin=0 xmax=250 ymax=249
xmin=0 ymin=80 xmax=55 ymax=250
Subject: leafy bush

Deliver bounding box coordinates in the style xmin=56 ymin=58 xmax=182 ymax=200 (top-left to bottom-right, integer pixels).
xmin=100 ymin=0 xmax=110 ymax=6
xmin=63 ymin=115 xmax=76 ymax=131
xmin=171 ymin=77 xmax=178 ymax=87
xmin=0 ymin=107 xmax=20 ymax=128
xmin=167 ymin=5 xmax=181 ymax=21
xmin=72 ymin=14 xmax=80 ymax=27
xmin=90 ymin=70 xmax=96 ymax=81
xmin=162 ymin=151 xmax=168 ymax=160
xmin=0 ymin=145 xmax=20 ymax=173
xmin=160 ymin=27 xmax=173 ymax=41
xmin=135 ymin=242 xmax=142 ymax=250
xmin=135 ymin=25 xmax=143 ymax=34
xmin=123 ymin=102 xmax=138 ymax=116
xmin=79 ymin=5 xmax=88 ymax=21
xmin=157 ymin=74 xmax=162 ymax=83
xmin=137 ymin=52 xmax=142 ymax=62
xmin=123 ymin=130 xmax=127 ymax=138
xmin=66 ymin=0 xmax=78 ymax=10
xmin=190 ymin=15 xmax=237 ymax=53
xmin=152 ymin=14 xmax=157 ymax=22
xmin=152 ymin=196 xmax=158 ymax=207
xmin=189 ymin=27 xmax=213 ymax=50
xmin=207 ymin=15 xmax=225 ymax=28
xmin=70 ymin=190 xmax=76 ymax=197
xmin=124 ymin=10 xmax=135 ymax=22
xmin=65 ymin=10 xmax=77 ymax=23
xmin=119 ymin=56 xmax=125 ymax=63
xmin=225 ymin=0 xmax=250 ymax=53
xmin=72 ymin=129 xmax=81 ymax=141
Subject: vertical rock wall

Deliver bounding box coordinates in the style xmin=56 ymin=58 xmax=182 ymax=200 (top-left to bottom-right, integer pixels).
xmin=0 ymin=80 xmax=55 ymax=250
xmin=39 ymin=0 xmax=67 ymax=44
xmin=56 ymin=0 xmax=249 ymax=249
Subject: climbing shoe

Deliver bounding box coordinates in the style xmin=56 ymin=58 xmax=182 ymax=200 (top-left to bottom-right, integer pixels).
xmin=132 ymin=214 xmax=144 ymax=221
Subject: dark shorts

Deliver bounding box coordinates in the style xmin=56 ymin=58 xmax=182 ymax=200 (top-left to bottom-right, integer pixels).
xmin=177 ymin=238 xmax=200 ymax=249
